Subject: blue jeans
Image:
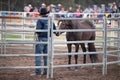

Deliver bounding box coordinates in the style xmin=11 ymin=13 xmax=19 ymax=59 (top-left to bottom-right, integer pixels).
xmin=35 ymin=37 xmax=48 ymax=75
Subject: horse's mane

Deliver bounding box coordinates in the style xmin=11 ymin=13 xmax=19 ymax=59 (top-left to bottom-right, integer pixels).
xmin=58 ymin=20 xmax=95 ymax=29
xmin=67 ymin=20 xmax=95 ymax=29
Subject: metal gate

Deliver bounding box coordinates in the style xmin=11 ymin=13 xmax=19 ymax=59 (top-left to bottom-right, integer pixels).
xmin=0 ymin=12 xmax=120 ymax=78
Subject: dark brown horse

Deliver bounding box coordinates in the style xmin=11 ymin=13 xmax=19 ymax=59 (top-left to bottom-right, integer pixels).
xmin=57 ymin=20 xmax=98 ymax=69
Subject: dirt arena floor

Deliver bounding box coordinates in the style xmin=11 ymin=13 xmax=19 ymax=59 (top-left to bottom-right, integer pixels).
xmin=0 ymin=45 xmax=120 ymax=80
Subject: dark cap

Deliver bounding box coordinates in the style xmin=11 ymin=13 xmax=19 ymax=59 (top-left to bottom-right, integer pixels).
xmin=39 ymin=7 xmax=48 ymax=15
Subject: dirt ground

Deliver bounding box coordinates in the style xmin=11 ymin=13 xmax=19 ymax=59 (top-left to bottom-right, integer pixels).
xmin=0 ymin=45 xmax=120 ymax=80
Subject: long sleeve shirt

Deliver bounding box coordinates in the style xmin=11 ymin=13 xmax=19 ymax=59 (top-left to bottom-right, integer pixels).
xmin=36 ymin=15 xmax=56 ymax=38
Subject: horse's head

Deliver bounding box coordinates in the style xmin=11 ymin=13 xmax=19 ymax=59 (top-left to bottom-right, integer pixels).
xmin=56 ymin=20 xmax=72 ymax=36
xmin=58 ymin=20 xmax=72 ymax=29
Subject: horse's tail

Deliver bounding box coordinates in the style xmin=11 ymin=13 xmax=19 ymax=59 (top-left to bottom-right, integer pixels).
xmin=85 ymin=20 xmax=96 ymax=29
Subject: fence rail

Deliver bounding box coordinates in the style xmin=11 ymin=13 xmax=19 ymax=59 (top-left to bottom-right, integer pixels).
xmin=0 ymin=12 xmax=120 ymax=78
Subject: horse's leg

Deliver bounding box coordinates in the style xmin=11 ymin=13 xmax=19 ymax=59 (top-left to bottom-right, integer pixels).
xmin=88 ymin=43 xmax=97 ymax=63
xmin=80 ymin=43 xmax=87 ymax=64
xmin=67 ymin=44 xmax=72 ymax=69
xmin=74 ymin=44 xmax=79 ymax=69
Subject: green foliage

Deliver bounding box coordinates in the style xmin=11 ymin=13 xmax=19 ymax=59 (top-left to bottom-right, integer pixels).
xmin=5 ymin=34 xmax=21 ymax=38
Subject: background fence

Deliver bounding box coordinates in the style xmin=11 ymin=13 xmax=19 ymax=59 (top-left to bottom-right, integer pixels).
xmin=0 ymin=12 xmax=120 ymax=78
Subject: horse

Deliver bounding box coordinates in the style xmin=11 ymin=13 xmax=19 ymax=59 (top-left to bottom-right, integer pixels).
xmin=57 ymin=19 xmax=98 ymax=69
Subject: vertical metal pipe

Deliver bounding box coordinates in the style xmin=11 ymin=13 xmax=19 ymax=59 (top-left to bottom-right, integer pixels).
xmin=50 ymin=14 xmax=54 ymax=78
xmin=102 ymin=16 xmax=107 ymax=75
xmin=2 ymin=17 xmax=6 ymax=54
xmin=110 ymin=14 xmax=115 ymax=47
xmin=118 ymin=19 xmax=120 ymax=65
xmin=22 ymin=15 xmax=25 ymax=42
xmin=47 ymin=16 xmax=51 ymax=78
xmin=4 ymin=18 xmax=6 ymax=54
xmin=1 ymin=18 xmax=3 ymax=54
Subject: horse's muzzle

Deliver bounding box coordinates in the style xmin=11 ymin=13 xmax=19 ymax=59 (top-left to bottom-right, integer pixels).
xmin=55 ymin=32 xmax=63 ymax=36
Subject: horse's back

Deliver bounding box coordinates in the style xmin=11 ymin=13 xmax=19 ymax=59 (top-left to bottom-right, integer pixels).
xmin=69 ymin=20 xmax=96 ymax=40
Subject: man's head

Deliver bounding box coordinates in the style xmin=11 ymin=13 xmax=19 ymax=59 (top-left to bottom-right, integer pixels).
xmin=39 ymin=7 xmax=48 ymax=15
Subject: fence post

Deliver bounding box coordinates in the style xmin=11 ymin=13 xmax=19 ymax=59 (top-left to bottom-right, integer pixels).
xmin=49 ymin=14 xmax=55 ymax=78
xmin=47 ymin=15 xmax=55 ymax=78
xmin=102 ymin=16 xmax=107 ymax=75
xmin=1 ymin=17 xmax=6 ymax=54
xmin=0 ymin=18 xmax=3 ymax=54
xmin=46 ymin=16 xmax=50 ymax=78
xmin=118 ymin=19 xmax=120 ymax=65
xmin=22 ymin=12 xmax=25 ymax=41
xmin=110 ymin=14 xmax=115 ymax=47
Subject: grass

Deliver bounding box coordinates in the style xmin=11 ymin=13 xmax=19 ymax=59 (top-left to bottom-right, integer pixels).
xmin=4 ymin=34 xmax=21 ymax=38
xmin=2 ymin=34 xmax=34 ymax=39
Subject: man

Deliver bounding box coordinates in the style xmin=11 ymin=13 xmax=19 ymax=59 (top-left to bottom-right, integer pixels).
xmin=35 ymin=7 xmax=57 ymax=75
